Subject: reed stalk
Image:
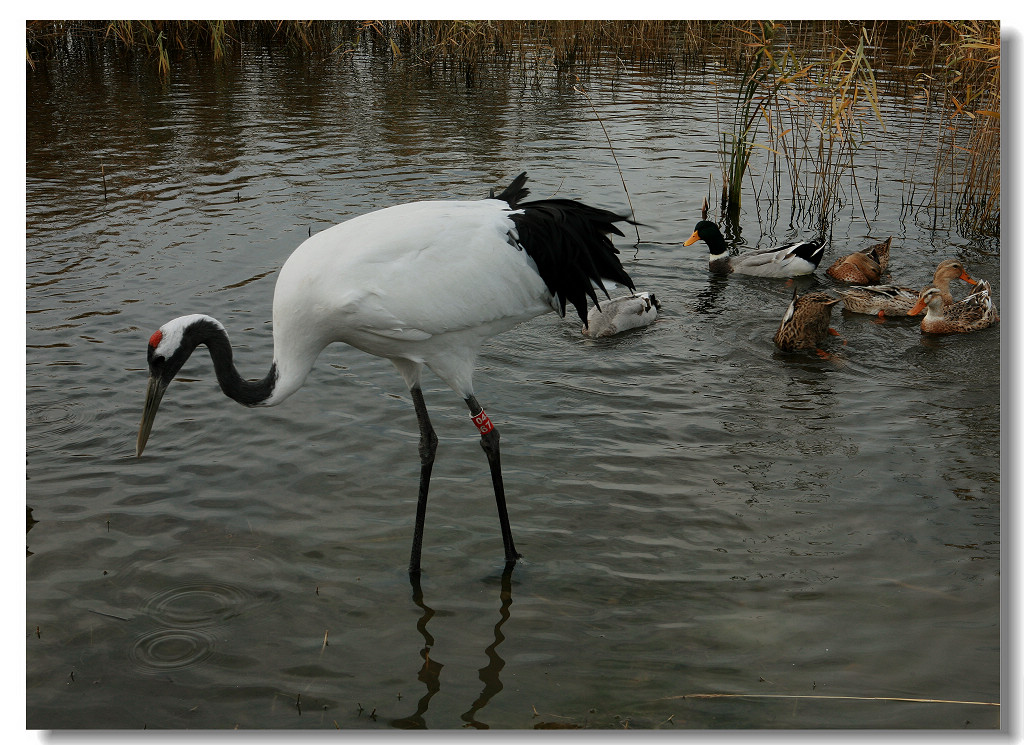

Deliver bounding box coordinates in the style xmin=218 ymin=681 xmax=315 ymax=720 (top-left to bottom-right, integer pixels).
xmin=714 ymin=22 xmax=798 ymax=226
xmin=709 ymin=22 xmax=886 ymax=237
xmin=574 ymin=78 xmax=641 ymax=243
xmin=25 ymin=20 xmax=1000 ymax=237
xmin=929 ymin=21 xmax=1000 ymax=236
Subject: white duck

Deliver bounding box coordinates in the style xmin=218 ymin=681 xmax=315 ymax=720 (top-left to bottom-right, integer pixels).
xmin=583 ymin=292 xmax=661 ymax=337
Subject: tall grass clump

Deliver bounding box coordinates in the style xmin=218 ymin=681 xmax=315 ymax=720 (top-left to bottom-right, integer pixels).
xmin=26 ymin=20 xmax=999 ymax=237
xmin=25 ymin=20 xmax=363 ymax=71
xmin=26 ymin=20 xmax=686 ymax=81
xmin=713 ymin=22 xmax=803 ymax=225
xmin=708 ymin=21 xmax=886 ymax=237
xmin=358 ymin=20 xmax=682 ymax=84
xmin=704 ymin=19 xmax=999 ymax=239
xmin=925 ymin=20 xmax=999 ymax=236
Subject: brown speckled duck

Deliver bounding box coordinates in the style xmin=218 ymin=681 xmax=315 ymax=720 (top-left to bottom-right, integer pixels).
xmin=826 ymin=236 xmax=892 ymax=284
xmin=837 ymin=258 xmax=977 ymax=318
xmin=773 ymin=290 xmax=842 ymax=353
xmin=908 ymin=279 xmax=998 ymax=334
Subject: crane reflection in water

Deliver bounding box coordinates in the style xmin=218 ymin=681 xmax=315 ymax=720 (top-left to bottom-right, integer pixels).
xmin=390 ymin=571 xmax=514 ymax=730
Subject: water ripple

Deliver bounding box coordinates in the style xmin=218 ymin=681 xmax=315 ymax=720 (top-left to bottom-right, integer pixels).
xmin=129 ymin=628 xmax=216 ymax=673
xmin=142 ymin=582 xmax=254 ymax=628
xmin=26 ymin=398 xmax=95 ymax=449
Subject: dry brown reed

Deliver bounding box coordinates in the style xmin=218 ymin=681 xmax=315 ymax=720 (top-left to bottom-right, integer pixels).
xmin=708 ymin=21 xmax=888 ymax=237
xmin=25 ymin=20 xmax=1000 ymax=236
xmin=704 ymin=20 xmax=998 ymax=239
xmin=923 ymin=21 xmax=1000 ymax=236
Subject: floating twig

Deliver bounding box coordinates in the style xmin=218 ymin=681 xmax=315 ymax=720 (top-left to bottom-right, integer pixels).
xmin=88 ymin=608 xmax=131 ymax=622
xmin=669 ymin=693 xmax=998 ymax=706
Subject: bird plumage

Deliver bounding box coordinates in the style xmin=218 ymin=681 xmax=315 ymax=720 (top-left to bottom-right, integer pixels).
xmin=835 ymin=284 xmax=918 ymax=316
xmin=582 ymin=291 xmax=660 ymax=337
xmin=825 ymin=237 xmax=892 ymax=285
xmin=836 ymin=258 xmax=977 ymax=317
xmin=683 ymin=220 xmax=824 ymax=277
xmin=136 ymin=173 xmax=636 ymax=574
xmin=909 ymin=279 xmax=998 ymax=334
xmin=773 ymin=290 xmax=841 ymax=352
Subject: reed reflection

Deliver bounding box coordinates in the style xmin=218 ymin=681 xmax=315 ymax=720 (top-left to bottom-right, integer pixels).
xmin=391 ymin=568 xmax=514 ymax=730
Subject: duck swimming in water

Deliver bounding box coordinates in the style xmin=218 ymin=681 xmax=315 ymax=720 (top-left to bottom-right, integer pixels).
xmin=684 ymin=221 xmax=824 ymax=278
xmin=836 ymin=258 xmax=977 ymax=318
xmin=908 ymin=279 xmax=998 ymax=334
xmin=773 ymin=290 xmax=842 ymax=353
xmin=825 ymin=237 xmax=892 ymax=284
xmin=582 ymin=291 xmax=661 ymax=337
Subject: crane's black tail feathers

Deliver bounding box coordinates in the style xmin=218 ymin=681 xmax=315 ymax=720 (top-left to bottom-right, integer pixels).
xmin=490 ymin=171 xmax=531 ymax=207
xmin=492 ymin=173 xmax=636 ymax=325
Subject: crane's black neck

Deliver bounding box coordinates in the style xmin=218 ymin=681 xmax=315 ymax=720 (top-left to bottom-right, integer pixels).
xmin=162 ymin=317 xmax=278 ymax=407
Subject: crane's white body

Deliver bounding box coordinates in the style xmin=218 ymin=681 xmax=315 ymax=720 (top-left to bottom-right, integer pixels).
xmin=138 ymin=173 xmax=637 ymax=572
xmin=268 ymin=199 xmax=552 ymax=404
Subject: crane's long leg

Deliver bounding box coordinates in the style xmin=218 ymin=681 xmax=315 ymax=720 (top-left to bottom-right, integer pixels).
xmin=409 ymin=387 xmax=438 ymax=576
xmin=465 ymin=395 xmax=521 ymax=567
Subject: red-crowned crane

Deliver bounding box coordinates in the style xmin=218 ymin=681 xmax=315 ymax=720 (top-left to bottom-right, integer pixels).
xmin=136 ymin=173 xmax=636 ymax=575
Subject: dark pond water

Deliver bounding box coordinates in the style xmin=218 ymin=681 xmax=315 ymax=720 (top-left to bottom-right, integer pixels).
xmin=26 ymin=41 xmax=1001 ymax=731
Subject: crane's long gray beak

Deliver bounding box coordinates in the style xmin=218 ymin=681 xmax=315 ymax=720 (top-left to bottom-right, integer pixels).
xmin=136 ymin=375 xmax=167 ymax=457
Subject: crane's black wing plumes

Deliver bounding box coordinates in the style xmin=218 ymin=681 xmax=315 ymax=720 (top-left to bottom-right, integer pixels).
xmin=491 ymin=172 xmax=636 ymax=325
xmin=489 ymin=171 xmax=530 ymax=206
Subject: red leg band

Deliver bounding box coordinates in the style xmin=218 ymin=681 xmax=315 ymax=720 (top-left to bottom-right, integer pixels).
xmin=471 ymin=409 xmax=494 ymax=435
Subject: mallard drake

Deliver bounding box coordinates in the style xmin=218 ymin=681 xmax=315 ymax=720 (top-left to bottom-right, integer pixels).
xmin=683 ymin=221 xmax=824 ymax=277
xmin=583 ymin=291 xmax=661 ymax=337
xmin=908 ymin=279 xmax=998 ymax=334
xmin=825 ymin=237 xmax=892 ymax=284
xmin=837 ymin=258 xmax=977 ymax=317
xmin=773 ymin=290 xmax=842 ymax=353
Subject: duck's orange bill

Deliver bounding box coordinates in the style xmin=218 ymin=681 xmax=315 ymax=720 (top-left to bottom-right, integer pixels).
xmin=908 ymin=299 xmax=927 ymax=315
xmin=961 ymin=272 xmax=978 ymax=285
xmin=683 ymin=230 xmax=701 ymax=246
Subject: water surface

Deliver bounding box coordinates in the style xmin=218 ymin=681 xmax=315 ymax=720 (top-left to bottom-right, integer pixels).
xmin=26 ymin=45 xmax=1000 ymax=729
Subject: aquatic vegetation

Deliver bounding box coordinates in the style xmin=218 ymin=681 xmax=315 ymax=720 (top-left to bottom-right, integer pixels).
xmin=705 ymin=22 xmax=887 ymax=237
xmin=24 ymin=20 xmax=999 ymax=237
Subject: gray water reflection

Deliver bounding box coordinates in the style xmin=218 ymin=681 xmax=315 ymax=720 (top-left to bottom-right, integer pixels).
xmin=387 ymin=571 xmax=514 ymax=730
xmin=26 ymin=46 xmax=1000 ymax=730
